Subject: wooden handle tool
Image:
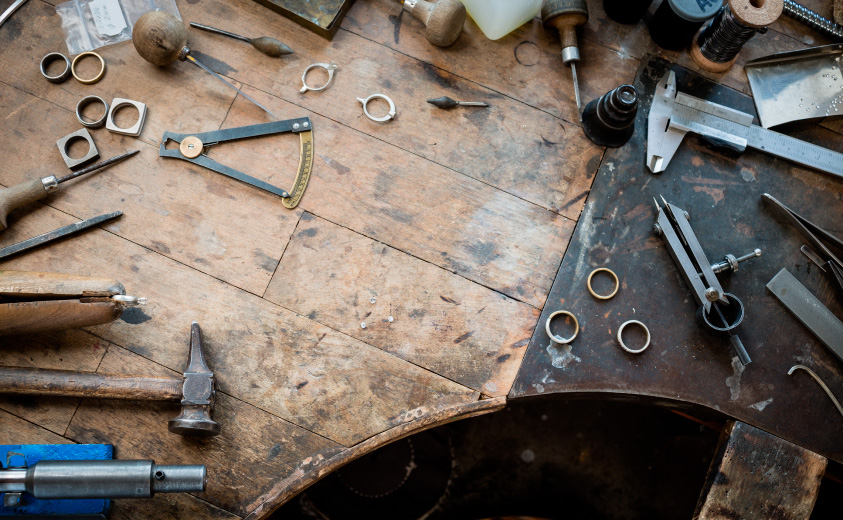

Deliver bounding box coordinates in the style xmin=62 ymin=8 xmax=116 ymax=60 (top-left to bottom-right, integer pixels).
xmin=402 ymin=0 xmax=467 ymax=47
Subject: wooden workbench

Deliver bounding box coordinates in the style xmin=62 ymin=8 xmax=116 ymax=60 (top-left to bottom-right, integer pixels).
xmin=0 ymin=0 xmax=839 ymax=518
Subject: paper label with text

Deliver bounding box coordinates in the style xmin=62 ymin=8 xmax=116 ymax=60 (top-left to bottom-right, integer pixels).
xmin=89 ymin=0 xmax=127 ymax=36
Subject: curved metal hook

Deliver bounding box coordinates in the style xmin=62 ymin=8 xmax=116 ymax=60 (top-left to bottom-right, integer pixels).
xmin=788 ymin=365 xmax=843 ymax=418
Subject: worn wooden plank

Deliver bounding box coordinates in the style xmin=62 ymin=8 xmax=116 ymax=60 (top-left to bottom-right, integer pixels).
xmin=175 ymin=0 xmax=604 ymax=219
xmin=265 ymin=213 xmax=538 ymax=396
xmin=0 ymin=407 xmax=73 ymax=444
xmin=0 ymin=329 xmax=109 ymax=435
xmin=0 ymin=73 xmax=300 ymax=297
xmin=66 ymin=345 xmax=335 ymax=517
xmin=342 ymin=0 xmax=640 ymax=125
xmin=110 ymin=494 xmax=242 ymax=520
xmin=694 ymin=421 xmax=827 ymax=520
xmin=0 ymin=0 xmax=247 ymax=148
xmin=0 ymin=200 xmax=478 ymax=446
xmin=223 ymin=88 xmax=574 ymax=308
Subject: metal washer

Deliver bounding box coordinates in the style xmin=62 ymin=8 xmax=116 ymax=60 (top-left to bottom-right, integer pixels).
xmin=76 ymin=95 xmax=109 ymax=128
xmin=357 ymin=94 xmax=396 ymax=123
xmin=106 ymin=98 xmax=147 ymax=137
xmin=40 ymin=52 xmax=72 ymax=83
xmin=56 ymin=128 xmax=99 ymax=169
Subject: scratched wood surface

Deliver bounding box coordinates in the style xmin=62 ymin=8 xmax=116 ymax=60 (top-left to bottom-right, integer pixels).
xmin=0 ymin=0 xmax=840 ymax=517
xmin=694 ymin=421 xmax=827 ymax=520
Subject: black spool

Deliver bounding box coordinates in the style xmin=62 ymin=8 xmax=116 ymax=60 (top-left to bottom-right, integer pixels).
xmin=581 ymin=84 xmax=639 ymax=148
xmin=648 ymin=0 xmax=724 ymax=51
xmin=603 ymin=0 xmax=654 ymax=24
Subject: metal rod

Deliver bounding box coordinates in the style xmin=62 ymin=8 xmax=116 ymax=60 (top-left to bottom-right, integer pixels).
xmin=0 ymin=212 xmax=122 ymax=261
xmin=184 ymin=55 xmax=278 ymax=119
xmin=571 ymin=62 xmax=581 ymax=112
xmin=189 ymin=22 xmax=251 ymax=43
xmin=0 ymin=0 xmax=28 ymax=29
xmin=55 ymin=150 xmax=139 ymax=184
xmin=788 ymin=365 xmax=843 ymax=417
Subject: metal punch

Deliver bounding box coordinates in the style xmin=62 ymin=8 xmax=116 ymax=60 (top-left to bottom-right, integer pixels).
xmin=56 ymin=128 xmax=99 ymax=169
xmin=159 ymin=117 xmax=314 ymax=209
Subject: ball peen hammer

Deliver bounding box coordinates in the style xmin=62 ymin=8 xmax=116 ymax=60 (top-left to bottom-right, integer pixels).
xmin=0 ymin=322 xmax=220 ymax=436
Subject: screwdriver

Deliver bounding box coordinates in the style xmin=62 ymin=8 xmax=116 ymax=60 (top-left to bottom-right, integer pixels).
xmin=0 ymin=150 xmax=138 ymax=232
xmin=427 ymin=96 xmax=489 ymax=108
xmin=189 ymin=23 xmax=294 ymax=57
xmin=541 ymin=0 xmax=589 ymax=114
xmin=133 ymin=12 xmax=277 ymax=119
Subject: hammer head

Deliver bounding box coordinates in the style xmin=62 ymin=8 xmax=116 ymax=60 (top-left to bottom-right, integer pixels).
xmin=168 ymin=322 xmax=221 ymax=436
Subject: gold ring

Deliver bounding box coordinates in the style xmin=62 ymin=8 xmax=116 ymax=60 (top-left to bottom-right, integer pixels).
xmin=545 ymin=310 xmax=579 ymax=345
xmin=587 ymin=268 xmax=619 ymax=300
xmin=71 ymin=52 xmax=106 ymax=84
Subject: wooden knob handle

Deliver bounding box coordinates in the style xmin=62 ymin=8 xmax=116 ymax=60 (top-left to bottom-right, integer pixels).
xmin=132 ymin=11 xmax=188 ymax=66
xmin=409 ymin=0 xmax=466 ymax=47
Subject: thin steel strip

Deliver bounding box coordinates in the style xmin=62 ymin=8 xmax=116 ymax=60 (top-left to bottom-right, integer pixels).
xmin=0 ymin=212 xmax=122 ymax=261
xmin=766 ymin=268 xmax=843 ymax=364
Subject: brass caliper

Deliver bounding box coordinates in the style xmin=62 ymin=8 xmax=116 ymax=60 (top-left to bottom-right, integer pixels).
xmin=159 ymin=117 xmax=314 ymax=209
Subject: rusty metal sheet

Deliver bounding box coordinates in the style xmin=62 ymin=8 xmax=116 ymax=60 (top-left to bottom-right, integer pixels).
xmin=251 ymin=0 xmax=356 ymax=39
xmin=510 ymin=56 xmax=843 ymax=464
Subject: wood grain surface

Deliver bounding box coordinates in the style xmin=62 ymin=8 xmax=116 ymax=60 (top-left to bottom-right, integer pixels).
xmin=0 ymin=0 xmax=839 ymax=517
xmin=694 ymin=421 xmax=827 ymax=520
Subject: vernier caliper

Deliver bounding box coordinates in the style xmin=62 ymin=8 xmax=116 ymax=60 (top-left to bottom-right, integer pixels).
xmin=653 ymin=197 xmax=761 ymax=366
xmin=647 ymin=71 xmax=843 ymax=178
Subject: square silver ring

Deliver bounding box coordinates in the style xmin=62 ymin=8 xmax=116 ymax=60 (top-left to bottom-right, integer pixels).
xmin=106 ymin=98 xmax=147 ymax=137
xmin=56 ymin=128 xmax=99 ymax=169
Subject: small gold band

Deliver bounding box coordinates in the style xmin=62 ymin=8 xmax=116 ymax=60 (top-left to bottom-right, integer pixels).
xmin=545 ymin=310 xmax=579 ymax=345
xmin=71 ymin=52 xmax=106 ymax=84
xmin=587 ymin=267 xmax=619 ymax=300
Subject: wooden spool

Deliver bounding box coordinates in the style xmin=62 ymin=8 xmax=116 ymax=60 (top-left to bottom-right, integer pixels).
xmin=132 ymin=11 xmax=189 ymax=66
xmin=691 ymin=0 xmax=783 ymax=73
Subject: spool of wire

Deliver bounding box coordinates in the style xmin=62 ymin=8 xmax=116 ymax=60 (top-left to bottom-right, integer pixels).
xmin=691 ymin=0 xmax=783 ymax=72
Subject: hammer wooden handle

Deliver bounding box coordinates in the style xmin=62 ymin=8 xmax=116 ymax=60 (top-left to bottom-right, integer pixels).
xmin=0 ymin=270 xmax=125 ymax=298
xmin=0 ymin=367 xmax=183 ymax=401
xmin=0 ymin=178 xmax=47 ymax=231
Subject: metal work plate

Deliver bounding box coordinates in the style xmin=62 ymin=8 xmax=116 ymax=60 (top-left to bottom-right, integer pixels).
xmin=510 ymin=56 xmax=843 ymax=464
xmin=745 ymin=44 xmax=843 ymax=129
xmin=251 ymin=0 xmax=356 ymax=39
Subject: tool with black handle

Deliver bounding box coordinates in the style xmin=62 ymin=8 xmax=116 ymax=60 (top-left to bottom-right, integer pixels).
xmin=0 ymin=151 xmax=137 ymax=233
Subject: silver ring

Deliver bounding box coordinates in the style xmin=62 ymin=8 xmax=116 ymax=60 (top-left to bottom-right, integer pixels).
xmin=357 ymin=94 xmax=396 ymax=123
xmin=40 ymin=52 xmax=71 ymax=83
xmin=300 ymin=62 xmax=338 ymax=93
xmin=545 ymin=310 xmax=579 ymax=345
xmin=76 ymin=95 xmax=109 ymax=128
xmin=106 ymin=98 xmax=147 ymax=137
xmin=617 ymin=320 xmax=650 ymax=354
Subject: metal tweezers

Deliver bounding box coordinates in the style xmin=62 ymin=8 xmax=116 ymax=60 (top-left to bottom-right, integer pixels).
xmin=762 ymin=193 xmax=843 ymax=300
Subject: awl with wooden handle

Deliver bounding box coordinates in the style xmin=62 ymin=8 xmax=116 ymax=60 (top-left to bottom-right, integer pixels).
xmin=0 ymin=150 xmax=138 ymax=232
